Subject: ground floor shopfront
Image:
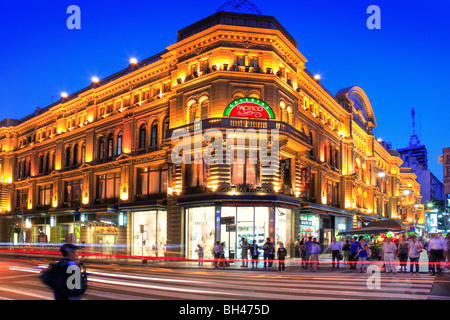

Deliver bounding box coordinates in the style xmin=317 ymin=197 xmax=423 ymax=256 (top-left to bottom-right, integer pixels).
xmin=1 ymin=199 xmax=365 ymax=258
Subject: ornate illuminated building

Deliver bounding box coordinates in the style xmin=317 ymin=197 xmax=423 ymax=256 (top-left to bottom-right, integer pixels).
xmin=0 ymin=8 xmax=424 ymax=258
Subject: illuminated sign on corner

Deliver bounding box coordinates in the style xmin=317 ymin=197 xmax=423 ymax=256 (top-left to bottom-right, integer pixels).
xmin=223 ymin=98 xmax=275 ymax=119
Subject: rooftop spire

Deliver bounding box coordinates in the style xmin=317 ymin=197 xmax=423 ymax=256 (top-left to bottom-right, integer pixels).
xmin=408 ymin=105 xmax=420 ymax=146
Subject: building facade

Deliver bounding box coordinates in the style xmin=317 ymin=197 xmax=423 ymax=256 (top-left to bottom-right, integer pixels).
xmin=0 ymin=11 xmax=424 ymax=259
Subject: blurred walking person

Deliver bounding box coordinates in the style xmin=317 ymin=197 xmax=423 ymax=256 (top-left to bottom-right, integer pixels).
xmin=39 ymin=243 xmax=87 ymax=300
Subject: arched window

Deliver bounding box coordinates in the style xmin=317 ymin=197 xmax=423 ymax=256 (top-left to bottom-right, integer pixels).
xmin=187 ymin=101 xmax=198 ymax=123
xmin=45 ymin=153 xmax=50 ymax=173
xmin=334 ymin=148 xmax=339 ymax=169
xmin=39 ymin=155 xmax=44 ymax=174
xmin=151 ymin=122 xmax=158 ymax=147
xmin=286 ymin=106 xmax=293 ymax=125
xmin=139 ymin=124 xmax=146 ymax=149
xmin=73 ymin=144 xmax=79 ymax=166
xmin=309 ymin=131 xmax=314 ymax=157
xmin=65 ymin=147 xmax=71 ymax=167
xmin=200 ymin=99 xmax=209 ymax=120
xmin=162 ymin=117 xmax=169 ymax=142
xmin=107 ymin=134 xmax=113 ymax=158
xmin=117 ymin=131 xmax=123 ymax=155
xmin=52 ymin=153 xmax=56 ymax=171
xmin=329 ymin=144 xmax=333 ymax=165
xmin=98 ymin=137 xmax=105 ymax=160
xmin=81 ymin=143 xmax=86 ymax=164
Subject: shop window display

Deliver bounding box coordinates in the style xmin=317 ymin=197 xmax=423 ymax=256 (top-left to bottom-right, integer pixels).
xmin=186 ymin=207 xmax=215 ymax=260
xmin=275 ymin=208 xmax=292 ymax=254
xmin=133 ymin=211 xmax=167 ymax=257
xmin=298 ymin=214 xmax=319 ymax=240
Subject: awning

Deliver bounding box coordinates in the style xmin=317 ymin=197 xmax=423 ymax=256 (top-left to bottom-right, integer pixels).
xmin=365 ymin=219 xmax=408 ymax=230
xmin=337 ymin=226 xmax=406 ymax=236
xmin=309 ymin=208 xmax=329 ymax=215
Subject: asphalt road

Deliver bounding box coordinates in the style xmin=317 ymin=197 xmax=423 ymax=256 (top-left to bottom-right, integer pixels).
xmin=0 ymin=257 xmax=448 ymax=301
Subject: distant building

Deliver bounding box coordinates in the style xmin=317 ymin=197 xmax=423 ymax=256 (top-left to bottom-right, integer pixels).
xmin=396 ymin=107 xmax=445 ymax=233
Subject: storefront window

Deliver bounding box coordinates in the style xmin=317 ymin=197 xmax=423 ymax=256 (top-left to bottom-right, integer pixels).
xmin=335 ymin=216 xmax=350 ymax=239
xmin=222 ymin=207 xmax=269 ymax=260
xmin=298 ymin=214 xmax=319 ymax=240
xmin=186 ymin=207 xmax=215 ymax=260
xmin=132 ymin=211 xmax=167 ymax=257
xmin=32 ymin=225 xmax=50 ymax=243
xmin=275 ymin=208 xmax=292 ymax=255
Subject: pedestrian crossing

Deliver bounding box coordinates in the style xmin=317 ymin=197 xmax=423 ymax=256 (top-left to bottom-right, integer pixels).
xmin=0 ymin=264 xmax=445 ymax=300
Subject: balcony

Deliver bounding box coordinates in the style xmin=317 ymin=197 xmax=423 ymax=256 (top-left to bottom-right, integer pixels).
xmin=167 ymin=118 xmax=311 ymax=145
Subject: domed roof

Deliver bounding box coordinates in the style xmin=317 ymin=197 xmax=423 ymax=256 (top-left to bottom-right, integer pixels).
xmin=217 ymin=0 xmax=263 ymax=15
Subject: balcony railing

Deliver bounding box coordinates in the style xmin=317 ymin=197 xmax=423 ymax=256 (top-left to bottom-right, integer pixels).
xmin=167 ymin=118 xmax=311 ymax=145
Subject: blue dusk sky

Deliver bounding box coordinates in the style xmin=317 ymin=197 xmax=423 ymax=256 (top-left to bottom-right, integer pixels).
xmin=0 ymin=0 xmax=448 ymax=181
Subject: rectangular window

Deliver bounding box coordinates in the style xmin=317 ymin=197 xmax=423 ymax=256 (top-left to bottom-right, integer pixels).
xmin=64 ymin=179 xmax=84 ymax=204
xmin=231 ymin=149 xmax=260 ymax=186
xmin=16 ymin=189 xmax=28 ymax=209
xmin=326 ymin=179 xmax=339 ymax=206
xmin=137 ymin=166 xmax=167 ymax=196
xmin=38 ymin=184 xmax=53 ymax=206
xmin=133 ymin=93 xmax=140 ymax=104
xmin=97 ymin=172 xmax=120 ymax=200
xmin=184 ymin=162 xmax=205 ymax=188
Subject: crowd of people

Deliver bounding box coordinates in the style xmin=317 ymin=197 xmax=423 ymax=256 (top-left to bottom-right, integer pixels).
xmin=196 ymin=232 xmax=449 ymax=274
xmin=295 ymin=232 xmax=449 ymax=275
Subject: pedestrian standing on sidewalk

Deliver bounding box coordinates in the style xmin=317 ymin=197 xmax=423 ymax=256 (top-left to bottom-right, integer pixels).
xmin=428 ymin=233 xmax=445 ymax=275
xmin=342 ymin=239 xmax=351 ymax=266
xmin=294 ymin=238 xmax=301 ymax=258
xmin=300 ymin=239 xmax=307 ymax=268
xmin=382 ymin=237 xmax=397 ymax=274
xmin=304 ymin=236 xmax=313 ymax=269
xmin=408 ymin=235 xmax=422 ymax=275
xmin=446 ymin=234 xmax=450 ymax=271
xmin=240 ymin=237 xmax=249 ymax=268
xmin=438 ymin=233 xmax=448 ymax=272
xmin=277 ymin=243 xmax=288 ymax=272
xmin=263 ymin=238 xmax=275 ymax=269
xmin=397 ymin=237 xmax=409 ymax=273
xmin=196 ymin=244 xmax=204 ymax=266
xmin=249 ymin=240 xmax=259 ymax=269
xmin=358 ymin=238 xmax=368 ymax=273
xmin=349 ymin=237 xmax=360 ymax=270
xmin=213 ymin=241 xmax=222 ymax=268
xmin=310 ymin=240 xmax=321 ymax=272
xmin=329 ymin=237 xmax=342 ymax=269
